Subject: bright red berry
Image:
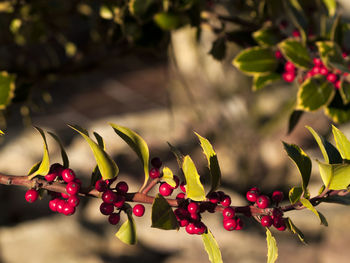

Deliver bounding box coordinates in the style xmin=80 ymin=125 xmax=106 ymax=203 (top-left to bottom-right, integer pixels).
xmin=133 ymin=204 xmax=145 ymax=217
xmin=292 ymin=29 xmax=300 ymax=37
xmin=313 ymin=58 xmax=322 ymax=66
xmin=108 ymin=213 xmax=120 ymax=225
xmin=66 ymin=181 xmax=80 ymax=196
xmin=190 ymin=213 xmax=200 ymax=222
xmin=207 ymin=192 xmax=220 ymax=204
xmin=271 ymin=191 xmax=284 ymax=203
xmin=335 ymin=80 xmax=341 ymax=90
xmin=61 ymin=192 xmax=70 ymax=199
xmin=320 ymin=67 xmax=329 ymax=75
xmin=186 ymin=223 xmax=196 ymax=234
xmin=311 ymin=66 xmax=320 ymax=75
xmin=261 ymin=215 xmax=273 ymax=227
xmin=56 ymin=199 xmax=65 ymax=213
xmin=176 ymin=193 xmax=185 ymax=200
xmin=223 ymin=207 xmax=235 ymax=219
xmin=151 ymin=157 xmax=162 ymax=169
xmin=282 ymin=72 xmax=295 ymax=82
xmin=180 ymin=182 xmax=186 ymax=193
xmin=187 ymin=202 xmax=199 ymax=214
xmin=179 ymin=218 xmax=189 ymax=227
xmin=49 ymin=198 xmax=59 ymax=212
xmin=25 ymin=189 xmax=39 ymax=203
xmin=45 ymin=172 xmax=57 ymax=182
xmin=275 ymin=50 xmax=283 ymax=59
xmin=223 ymin=218 xmax=236 ymax=231
xmin=115 ymin=181 xmax=128 ymax=194
xmin=61 ymin=168 xmax=76 ymax=183
xmin=327 ymin=73 xmax=337 ymax=83
xmin=149 ymin=168 xmax=160 ymax=179
xmin=221 ymin=195 xmax=231 ymax=207
xmin=159 ymin=183 xmax=173 ymax=196
xmin=285 ymin=61 xmax=295 ymax=72
xmin=67 ymin=195 xmax=80 ymax=207
xmin=246 ymin=189 xmax=259 ymax=202
xmin=113 ymin=194 xmax=126 ymax=208
xmin=102 ymin=190 xmax=117 ymax=204
xmin=100 ymin=202 xmax=114 ymax=215
xmin=95 ymin=179 xmax=108 ymax=192
xmin=62 ymin=202 xmax=75 ymax=216
xmin=256 ymin=195 xmax=270 ymax=209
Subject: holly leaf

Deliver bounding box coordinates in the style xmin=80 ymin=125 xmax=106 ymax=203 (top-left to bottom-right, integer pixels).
xmin=47 ymin=132 xmax=69 ymax=168
xmin=339 ymin=80 xmax=350 ymax=104
xmin=252 ymin=26 xmax=281 ymax=46
xmin=316 ymin=41 xmax=349 ymax=73
xmin=253 ymin=73 xmax=281 ymax=91
xmin=69 ymin=124 xmax=118 ymax=180
xmin=115 ymin=213 xmax=137 ymax=245
xmin=110 ymin=123 xmax=149 ymax=191
xmin=289 ymin=186 xmax=303 ymax=204
xmin=317 ymin=161 xmax=350 ymax=190
xmin=321 ymin=195 xmax=350 ymax=205
xmin=266 ymin=228 xmax=278 ymax=263
xmin=201 ymin=230 xmax=223 ymax=263
xmin=167 ymin=142 xmax=185 ymax=168
xmin=278 ymin=39 xmax=311 ymax=69
xmin=0 ymin=71 xmax=16 ymax=110
xmin=286 ymin=217 xmax=307 ymax=244
xmin=151 ymin=194 xmax=179 ymax=230
xmin=182 ymin=155 xmax=206 ymax=201
xmin=322 ymin=0 xmax=337 ymax=17
xmin=300 ymin=198 xmax=327 ymax=226
xmin=28 ymin=127 xmax=50 ymax=179
xmin=209 ymin=37 xmax=226 ymax=61
xmin=162 ymin=167 xmax=176 ymax=188
xmin=195 ymin=132 xmax=221 ymax=194
xmin=332 ymin=125 xmax=350 ymax=159
xmin=288 ymin=110 xmax=304 ymax=134
xmin=154 ymin=12 xmax=183 ymax=30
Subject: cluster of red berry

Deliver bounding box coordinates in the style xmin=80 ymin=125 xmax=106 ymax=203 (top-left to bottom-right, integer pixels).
xmin=246 ymin=187 xmax=286 ymax=231
xmin=95 ymin=178 xmax=145 ymax=225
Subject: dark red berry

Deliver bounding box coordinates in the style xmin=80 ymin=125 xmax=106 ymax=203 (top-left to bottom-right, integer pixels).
xmin=66 ymin=181 xmax=80 ymax=196
xmin=159 ymin=183 xmax=173 ymax=196
xmin=133 ymin=204 xmax=145 ymax=217
xmin=49 ymin=163 xmax=63 ymax=176
xmin=100 ymin=202 xmax=114 ymax=215
xmin=49 ymin=198 xmax=59 ymax=212
xmin=61 ymin=168 xmax=76 ymax=183
xmin=187 ymin=202 xmax=199 ymax=214
xmin=25 ymin=189 xmax=39 ymax=203
xmin=115 ymin=181 xmax=128 ymax=194
xmin=179 ymin=218 xmax=189 ymax=227
xmin=95 ymin=179 xmax=108 ymax=192
xmin=108 ymin=213 xmax=120 ymax=225
xmin=149 ymin=168 xmax=160 ymax=179
xmin=223 ymin=207 xmax=235 ymax=219
xmin=207 ymin=192 xmax=220 ymax=204
xmin=62 ymin=202 xmax=75 ymax=216
xmin=151 ymin=157 xmax=162 ymax=169
xmin=67 ymin=195 xmax=80 ymax=207
xmin=190 ymin=213 xmax=200 ymax=222
xmin=194 ymin=222 xmax=207 ymax=235
xmin=223 ymin=218 xmax=236 ymax=231
xmin=180 ymin=182 xmax=186 ymax=193
xmin=256 ymin=195 xmax=270 ymax=209
xmin=275 ymin=50 xmax=283 ymax=59
xmin=221 ymin=195 xmax=231 ymax=207
xmin=186 ymin=223 xmax=196 ymax=234
xmin=113 ymin=194 xmax=125 ymax=208
xmin=246 ymin=189 xmax=259 ymax=202
xmin=271 ymin=191 xmax=284 ymax=203
xmin=174 ymin=208 xmax=190 ymax=219
xmin=292 ymin=29 xmax=300 ymax=37
xmin=176 ymin=193 xmax=185 ymax=200
xmin=102 ymin=190 xmax=117 ymax=204
xmin=261 ymin=215 xmax=273 ymax=227
xmin=273 ymin=216 xmax=284 ymax=228
xmin=235 ymin=218 xmax=244 ymax=230
xmin=272 ymin=208 xmax=283 ymax=219
xmin=74 ymin=178 xmax=82 ymax=186
xmin=276 ymin=223 xmax=286 ymax=231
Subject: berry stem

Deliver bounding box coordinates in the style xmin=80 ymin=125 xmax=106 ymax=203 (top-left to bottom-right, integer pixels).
xmin=141 ymin=177 xmax=160 ymax=195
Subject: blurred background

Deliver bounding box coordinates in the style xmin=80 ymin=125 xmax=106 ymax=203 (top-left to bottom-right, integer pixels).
xmin=0 ymin=1 xmax=350 ymax=262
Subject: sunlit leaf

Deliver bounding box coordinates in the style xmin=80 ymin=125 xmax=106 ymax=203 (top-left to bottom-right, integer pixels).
xmin=0 ymin=71 xmax=16 ymax=110
xmin=47 ymin=132 xmax=69 ymax=168
xmin=300 ymin=198 xmax=327 ymax=226
xmin=154 ymin=12 xmax=183 ymax=30
xmin=115 ymin=213 xmax=137 ymax=245
xmin=286 ymin=218 xmax=307 ymax=244
xmin=182 ymin=155 xmax=206 ymax=201
xmin=162 ymin=167 xmax=176 ymax=188
xmin=322 ymin=0 xmax=337 ymax=16
xmin=278 ymin=39 xmax=311 ymax=69
xmin=332 ymin=125 xmax=350 ymax=159
xmin=317 ymin=161 xmax=350 ymax=190
xmin=202 ymin=230 xmax=223 ymax=263
xmin=316 ymin=41 xmax=349 ymax=73
xmin=289 ymin=186 xmax=303 ymax=204
xmin=266 ymin=228 xmax=278 ymax=263
xmin=151 ymin=194 xmax=179 ymax=230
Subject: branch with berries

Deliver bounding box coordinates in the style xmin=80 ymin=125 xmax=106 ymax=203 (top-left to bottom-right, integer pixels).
xmin=1 ymin=124 xmax=350 ymax=263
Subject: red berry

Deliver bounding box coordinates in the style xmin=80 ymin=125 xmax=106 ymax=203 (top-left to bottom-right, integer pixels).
xmin=222 ymin=207 xmax=235 ymax=219
xmin=102 ymin=190 xmax=117 ymax=204
xmin=273 ymin=216 xmax=284 ymax=228
xmin=149 ymin=168 xmax=160 ymax=179
xmin=61 ymin=192 xmax=70 ymax=199
xmin=151 ymin=157 xmax=162 ymax=169
xmin=313 ymin=58 xmax=322 ymax=66
xmin=186 ymin=223 xmax=196 ymax=234
xmin=235 ymin=218 xmax=244 ymax=230
xmin=207 ymin=192 xmax=220 ymax=204
xmin=282 ymin=72 xmax=295 ymax=82
xmin=45 ymin=172 xmax=57 ymax=182
xmin=115 ymin=181 xmax=128 ymax=194
xmin=67 ymin=195 xmax=80 ymax=207
xmin=176 ymin=193 xmax=185 ymax=200
xmin=223 ymin=218 xmax=236 ymax=231
xmin=174 ymin=207 xmax=190 ymax=219
xmin=256 ymin=195 xmax=270 ymax=209
xmin=49 ymin=163 xmax=63 ymax=177
xmin=190 ymin=213 xmax=200 ymax=222
xmin=221 ymin=195 xmax=231 ymax=207
xmin=285 ymin=61 xmax=295 ymax=72
xmin=179 ymin=218 xmax=189 ymax=227
xmin=95 ymin=179 xmax=108 ymax=192
xmin=292 ymin=29 xmax=300 ymax=37
xmin=261 ymin=215 xmax=273 ymax=227
xmin=311 ymin=66 xmax=320 ymax=75
xmin=25 ymin=189 xmax=39 ymax=203
xmin=246 ymin=189 xmax=259 ymax=202
xmin=271 ymin=191 xmax=284 ymax=203
xmin=180 ymin=182 xmax=186 ymax=193
xmin=66 ymin=181 xmax=80 ymax=196
xmin=343 ymin=52 xmax=348 ymax=58
xmin=276 ymin=223 xmax=286 ymax=231
xmin=108 ymin=213 xmax=120 ymax=225
xmin=113 ymin=194 xmax=126 ymax=208
xmin=74 ymin=178 xmax=82 ymax=186
xmin=275 ymin=50 xmax=283 ymax=59
xmin=320 ymin=67 xmax=329 ymax=75
xmin=100 ymin=202 xmax=114 ymax=215
xmin=61 ymin=168 xmax=76 ymax=183
xmin=327 ymin=73 xmax=337 ymax=83
xmin=133 ymin=204 xmax=145 ymax=217
xmin=335 ymin=80 xmax=341 ymax=90
xmin=49 ymin=198 xmax=59 ymax=212
xmin=62 ymin=202 xmax=75 ymax=216
xmin=272 ymin=208 xmax=283 ymax=219
xmin=159 ymin=183 xmax=173 ymax=196
xmin=56 ymin=199 xmax=65 ymax=213
xmin=187 ymin=202 xmax=199 ymax=214
xmin=194 ymin=222 xmax=207 ymax=235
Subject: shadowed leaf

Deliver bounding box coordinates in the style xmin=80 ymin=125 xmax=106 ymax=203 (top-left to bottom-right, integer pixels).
xmin=151 ymin=194 xmax=179 ymax=230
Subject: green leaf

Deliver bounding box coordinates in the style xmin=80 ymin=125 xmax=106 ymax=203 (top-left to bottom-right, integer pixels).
xmin=266 ymin=228 xmax=278 ymax=263
xmin=321 ymin=195 xmax=350 ymax=205
xmin=324 ymin=107 xmax=350 ymax=124
xmin=129 ymin=0 xmax=153 ymax=17
xmin=162 ymin=167 xmax=176 ymax=188
xmin=0 ymin=72 xmax=16 ymax=110
xmin=286 ymin=217 xmax=307 ymax=244
xmin=201 ymin=230 xmax=223 ymax=263
xmin=93 ymin=132 xmax=105 ymax=150
xmin=322 ymin=0 xmax=336 ymax=16
xmin=300 ymin=198 xmax=326 ymax=225
xmin=28 ymin=127 xmax=50 ymax=179
xmin=182 ymin=155 xmax=206 ymax=201
xmin=47 ymin=132 xmax=69 ymax=168
xmin=154 ymin=12 xmax=183 ymax=30
xmin=195 ymin=132 xmax=221 ymax=194
xmin=339 ymin=81 xmax=350 ymax=104
xmin=297 ymin=76 xmax=335 ymax=111
xmin=90 ymin=165 xmax=102 ymax=187
xmin=306 ymin=126 xmax=342 ymax=164
xmin=278 ymin=39 xmax=311 ymax=69
xmin=115 ymin=213 xmax=137 ymax=245
xmin=288 ymin=110 xmax=304 ymax=134
xmin=69 ymin=124 xmax=118 ymax=180
xmin=318 ymin=211 xmax=328 ymax=226
xmin=332 ymin=125 xmax=350 ymax=159
xmin=318 ymin=161 xmax=350 ymax=190
xmin=252 ymin=27 xmax=281 ymax=46
xmin=110 ymin=123 xmax=149 ymax=191
xmin=232 ymin=47 xmax=278 ymax=76
xmin=289 ymin=186 xmax=303 ymax=204
xmin=27 ymin=161 xmax=41 ymax=176
xmin=252 ymin=73 xmax=281 ymax=91
xmin=283 ymin=142 xmax=311 ymax=193
xmin=168 ymin=142 xmax=185 ymax=168
xmin=316 ymin=41 xmax=349 ymax=73
xmin=209 ymin=37 xmax=226 ymax=61
xmin=283 ymin=0 xmax=307 ymax=42
xmin=151 ymin=194 xmax=179 ymax=230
